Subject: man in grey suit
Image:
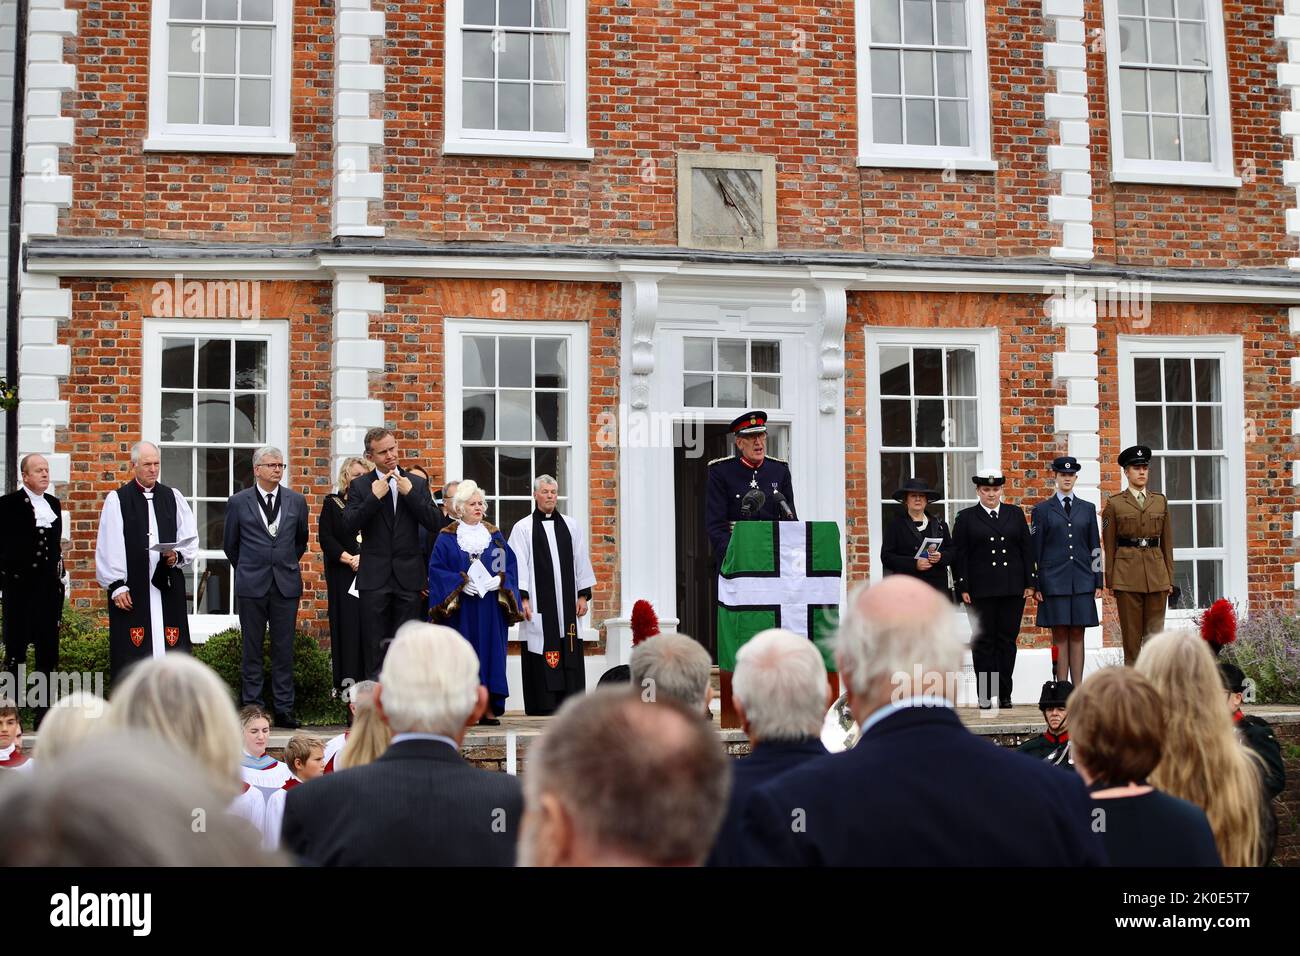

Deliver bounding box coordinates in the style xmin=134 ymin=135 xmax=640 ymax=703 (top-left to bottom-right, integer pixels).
xmin=224 ymin=445 xmax=310 ymax=729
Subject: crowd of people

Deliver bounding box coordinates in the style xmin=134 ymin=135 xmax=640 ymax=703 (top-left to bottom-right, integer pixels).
xmin=0 ymin=573 xmax=1287 ymax=867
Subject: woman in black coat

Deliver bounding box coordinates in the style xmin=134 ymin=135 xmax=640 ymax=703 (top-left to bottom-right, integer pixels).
xmin=319 ymin=456 xmax=370 ymax=691
xmin=880 ymin=478 xmax=955 ymax=600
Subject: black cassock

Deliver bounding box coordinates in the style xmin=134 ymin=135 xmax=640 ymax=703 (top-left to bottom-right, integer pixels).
xmin=95 ymin=481 xmax=194 ymax=685
xmin=507 ymin=510 xmax=596 ymax=716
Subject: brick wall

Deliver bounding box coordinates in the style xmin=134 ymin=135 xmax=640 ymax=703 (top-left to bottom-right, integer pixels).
xmin=60 ymin=279 xmax=335 ymax=629
xmin=51 ymin=0 xmax=1293 ymax=263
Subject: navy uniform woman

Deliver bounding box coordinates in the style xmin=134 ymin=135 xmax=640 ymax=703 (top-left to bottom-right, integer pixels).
xmin=1031 ymin=456 xmax=1102 ymax=685
xmin=952 ymin=469 xmax=1035 ymax=709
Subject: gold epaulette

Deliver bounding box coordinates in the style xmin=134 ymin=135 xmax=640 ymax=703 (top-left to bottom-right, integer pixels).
xmin=707 ymin=455 xmax=733 ymax=467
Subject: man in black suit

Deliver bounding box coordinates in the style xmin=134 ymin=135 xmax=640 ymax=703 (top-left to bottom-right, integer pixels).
xmin=952 ymin=469 xmax=1036 ymax=709
xmin=707 ymin=628 xmax=830 ymax=867
xmin=742 ymin=576 xmax=1108 ymax=867
xmin=343 ymin=428 xmax=442 ymax=679
xmin=0 ymin=454 xmax=65 ymax=726
xmin=281 ymin=622 xmax=523 ymax=866
xmin=223 ymin=446 xmax=310 ymax=729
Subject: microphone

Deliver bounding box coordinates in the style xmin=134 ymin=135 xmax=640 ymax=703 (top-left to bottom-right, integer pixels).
xmin=740 ymin=489 xmax=766 ymax=518
xmin=771 ymin=489 xmax=794 ymax=520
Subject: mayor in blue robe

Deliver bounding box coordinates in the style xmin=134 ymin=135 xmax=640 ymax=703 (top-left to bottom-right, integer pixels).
xmin=428 ymin=492 xmax=523 ymax=721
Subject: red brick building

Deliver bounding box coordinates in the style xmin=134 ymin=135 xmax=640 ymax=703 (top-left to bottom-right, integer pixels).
xmin=6 ymin=0 xmax=1299 ymax=704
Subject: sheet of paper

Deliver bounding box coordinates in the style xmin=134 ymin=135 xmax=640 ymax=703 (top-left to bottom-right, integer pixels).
xmin=913 ymin=537 xmax=944 ymax=560
xmin=468 ymin=558 xmax=496 ymax=593
xmin=150 ymin=536 xmax=197 ymax=553
xmin=348 ymin=576 xmax=359 ymax=598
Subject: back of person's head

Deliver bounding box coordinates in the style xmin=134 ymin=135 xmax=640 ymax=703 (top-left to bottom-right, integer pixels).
xmin=348 ymin=679 xmax=378 ymax=707
xmin=629 ymin=633 xmax=712 ymax=714
xmin=0 ymin=732 xmax=285 ymax=866
xmin=521 ymin=688 xmax=730 ymax=866
xmin=377 ymin=621 xmax=480 ymax=736
xmin=1069 ymin=667 xmax=1165 ymax=785
xmin=108 ymin=655 xmax=242 ymax=801
xmin=835 ymin=577 xmax=961 ymax=707
xmin=33 ymin=692 xmax=112 ymax=767
xmin=732 ymin=629 xmax=829 ymax=742
xmin=336 ymin=700 xmax=393 ymax=771
xmin=1136 ymin=629 xmax=1263 ymax=867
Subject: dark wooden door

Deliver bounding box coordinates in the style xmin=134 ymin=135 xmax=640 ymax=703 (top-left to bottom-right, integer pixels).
xmin=674 ymin=424 xmax=731 ymax=661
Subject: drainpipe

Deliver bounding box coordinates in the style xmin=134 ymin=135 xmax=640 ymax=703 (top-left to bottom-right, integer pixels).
xmin=4 ymin=0 xmax=27 ymax=493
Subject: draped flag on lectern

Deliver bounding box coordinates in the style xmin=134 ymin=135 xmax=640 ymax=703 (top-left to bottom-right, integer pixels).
xmin=716 ymin=520 xmax=842 ymax=672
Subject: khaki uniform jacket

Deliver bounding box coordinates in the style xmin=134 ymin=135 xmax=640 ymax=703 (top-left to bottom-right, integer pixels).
xmin=1101 ymin=489 xmax=1174 ymax=592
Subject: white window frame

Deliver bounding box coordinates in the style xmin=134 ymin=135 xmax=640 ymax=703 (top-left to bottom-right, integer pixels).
xmin=444 ymin=317 xmax=590 ymax=536
xmin=1116 ymin=335 xmax=1246 ymax=618
xmin=145 ymin=0 xmax=297 ymax=155
xmin=865 ymin=327 xmax=1001 ymax=581
xmin=443 ymin=0 xmax=593 ymax=160
xmin=142 ymin=317 xmax=290 ymax=638
xmin=1103 ymin=0 xmax=1238 ymax=188
xmin=854 ymin=0 xmax=997 ymax=171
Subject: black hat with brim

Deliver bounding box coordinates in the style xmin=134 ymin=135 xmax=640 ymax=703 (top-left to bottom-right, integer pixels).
xmin=893 ymin=478 xmax=942 ymax=503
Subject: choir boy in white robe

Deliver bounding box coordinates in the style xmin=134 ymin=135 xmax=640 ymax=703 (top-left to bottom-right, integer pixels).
xmin=264 ymin=733 xmax=324 ymax=849
xmin=94 ymin=441 xmax=198 ymax=685
xmin=507 ymin=476 xmax=597 ymax=716
xmin=0 ymin=703 xmax=33 ymax=772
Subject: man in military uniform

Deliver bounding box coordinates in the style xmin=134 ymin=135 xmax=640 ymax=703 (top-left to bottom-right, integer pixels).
xmin=1220 ymin=662 xmax=1286 ymax=800
xmin=952 ymin=469 xmax=1035 ymax=709
xmin=0 ymin=454 xmax=66 ymax=728
xmin=705 ymin=411 xmax=797 ymax=563
xmin=1101 ymin=444 xmax=1174 ymax=665
xmin=1016 ymin=680 xmax=1074 ymax=771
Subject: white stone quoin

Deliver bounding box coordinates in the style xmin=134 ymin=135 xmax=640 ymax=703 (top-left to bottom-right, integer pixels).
xmin=17 ymin=0 xmax=76 ymax=485
xmin=333 ymin=0 xmax=385 ymax=238
xmin=1042 ymin=0 xmax=1093 ymax=262
xmin=1276 ymin=5 xmax=1300 ymax=268
xmin=331 ymin=274 xmax=387 ymax=472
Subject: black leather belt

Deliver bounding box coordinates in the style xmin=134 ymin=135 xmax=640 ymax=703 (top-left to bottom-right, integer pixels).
xmin=1117 ymin=536 xmax=1161 ymax=548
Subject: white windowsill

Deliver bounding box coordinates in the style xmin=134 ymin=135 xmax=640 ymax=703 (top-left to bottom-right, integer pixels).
xmin=442 ymin=138 xmax=595 ymax=161
xmin=144 ymin=136 xmax=298 ymax=156
xmin=857 ymin=155 xmax=999 ymax=172
xmin=1110 ymin=169 xmax=1242 ymax=189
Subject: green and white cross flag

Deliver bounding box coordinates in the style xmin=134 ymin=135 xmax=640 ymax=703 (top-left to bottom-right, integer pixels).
xmin=716 ymin=520 xmax=842 ymax=672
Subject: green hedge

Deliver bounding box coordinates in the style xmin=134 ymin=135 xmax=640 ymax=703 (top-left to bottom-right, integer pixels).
xmin=1 ymin=606 xmax=346 ymax=727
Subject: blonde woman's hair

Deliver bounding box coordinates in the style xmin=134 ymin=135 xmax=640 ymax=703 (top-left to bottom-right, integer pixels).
xmin=1136 ymin=629 xmax=1264 ymax=867
xmin=337 ymin=456 xmax=370 ymax=495
xmin=108 ymin=655 xmax=243 ymax=802
xmin=34 ymin=692 xmax=112 ymax=768
xmin=336 ymin=699 xmax=393 ymax=771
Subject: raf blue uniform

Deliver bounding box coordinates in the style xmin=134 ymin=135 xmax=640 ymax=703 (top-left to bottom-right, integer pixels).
xmin=706 ymin=453 xmax=796 ymax=561
xmin=1031 ymin=489 xmax=1102 ymax=628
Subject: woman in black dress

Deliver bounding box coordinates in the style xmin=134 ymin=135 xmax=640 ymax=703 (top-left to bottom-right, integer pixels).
xmin=319 ymin=456 xmax=370 ymax=692
xmin=880 ymin=478 xmax=955 ymax=600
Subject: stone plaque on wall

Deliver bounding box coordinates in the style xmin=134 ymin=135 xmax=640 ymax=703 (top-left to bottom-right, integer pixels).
xmin=676 ymin=151 xmax=778 ymax=251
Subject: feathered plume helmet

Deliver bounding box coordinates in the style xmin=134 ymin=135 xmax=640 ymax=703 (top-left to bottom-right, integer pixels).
xmin=1199 ymin=599 xmax=1237 ymax=656
xmin=631 ymin=600 xmax=660 ymax=646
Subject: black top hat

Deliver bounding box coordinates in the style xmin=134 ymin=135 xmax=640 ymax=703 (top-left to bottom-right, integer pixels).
xmin=1050 ymin=456 xmax=1080 ymax=474
xmin=971 ymin=469 xmax=1006 ymax=487
xmin=1038 ymin=680 xmax=1074 ymax=710
xmin=1118 ymin=445 xmax=1153 ymax=468
xmin=893 ymin=477 xmax=942 ymax=502
xmin=729 ymin=411 xmax=768 ymax=436
xmin=1218 ymin=661 xmax=1247 ymax=694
